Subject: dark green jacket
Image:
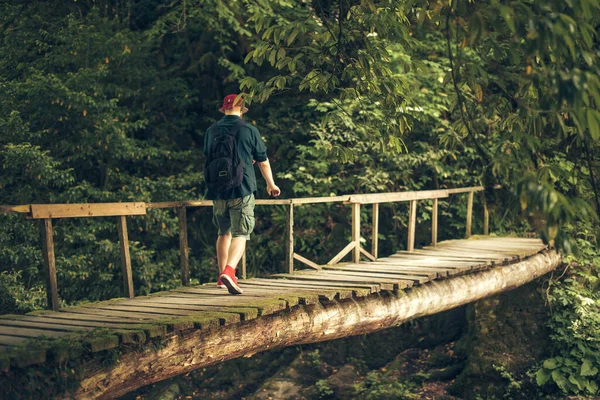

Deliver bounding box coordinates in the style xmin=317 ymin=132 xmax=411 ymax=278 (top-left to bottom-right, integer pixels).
xmin=203 ymin=115 xmax=268 ymax=200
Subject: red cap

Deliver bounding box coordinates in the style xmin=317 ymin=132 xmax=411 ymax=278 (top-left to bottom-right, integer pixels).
xmin=219 ymin=94 xmax=248 ymax=114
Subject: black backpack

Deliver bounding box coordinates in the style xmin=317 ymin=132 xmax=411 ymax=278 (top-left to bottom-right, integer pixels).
xmin=204 ymin=120 xmax=245 ymax=193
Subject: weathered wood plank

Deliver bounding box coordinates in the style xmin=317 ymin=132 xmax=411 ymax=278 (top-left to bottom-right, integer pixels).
xmin=286 ymin=204 xmax=294 ymax=274
xmin=293 ymin=253 xmax=321 ymax=270
xmin=466 ymin=190 xmax=474 ymax=238
xmin=352 ymin=202 xmax=361 ymax=263
xmin=432 ymin=198 xmax=438 ymax=246
xmin=239 ymin=279 xmax=369 ymax=298
xmin=372 ymin=203 xmax=379 ymax=259
xmin=31 ymin=202 xmax=146 ymax=219
xmin=117 ymin=216 xmax=134 ymax=298
xmin=316 ymin=269 xmax=428 ymax=285
xmin=346 ymin=190 xmax=449 ymax=204
xmin=407 ymin=200 xmax=417 ymax=252
xmin=177 ymin=207 xmax=190 ymax=286
xmin=0 ymin=205 xmax=31 ymax=214
xmin=272 ymin=273 xmax=397 ymax=291
xmin=0 ymin=326 xmax=66 ymax=339
xmin=327 ymin=241 xmax=357 ymax=265
xmin=323 ymin=264 xmax=440 ymax=279
xmin=245 ymin=278 xmax=379 ymax=294
xmin=40 ymin=218 xmax=59 ymax=311
xmin=0 ymin=335 xmax=26 ymax=346
xmin=0 ymin=319 xmax=92 ymax=333
xmin=360 ymin=247 xmax=377 ymax=262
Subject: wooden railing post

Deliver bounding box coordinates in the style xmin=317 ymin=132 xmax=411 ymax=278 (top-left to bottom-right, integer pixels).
xmin=177 ymin=207 xmax=190 ymax=286
xmin=352 ymin=202 xmax=361 ymax=263
xmin=483 ymin=198 xmax=489 ymax=236
xmin=466 ymin=190 xmax=474 ymax=238
xmin=40 ymin=218 xmax=59 ymax=311
xmin=407 ymin=200 xmax=417 ymax=252
xmin=372 ymin=203 xmax=379 ymax=259
xmin=431 ymin=198 xmax=438 ymax=246
xmin=285 ymin=203 xmax=294 ymax=274
xmin=117 ymin=216 xmax=134 ymax=298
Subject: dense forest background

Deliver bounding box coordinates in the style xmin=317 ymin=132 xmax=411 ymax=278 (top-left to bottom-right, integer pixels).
xmin=1 ymin=0 xmax=599 ymax=397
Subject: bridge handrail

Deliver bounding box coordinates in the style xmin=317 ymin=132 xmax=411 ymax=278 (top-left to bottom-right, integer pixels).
xmin=0 ymin=186 xmax=492 ymax=311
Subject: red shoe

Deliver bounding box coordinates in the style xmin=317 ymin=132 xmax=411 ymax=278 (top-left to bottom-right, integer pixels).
xmin=220 ymin=265 xmax=243 ymax=295
xmin=216 ymin=274 xmax=225 ymax=289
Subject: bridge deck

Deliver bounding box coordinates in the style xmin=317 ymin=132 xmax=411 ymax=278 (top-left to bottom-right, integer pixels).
xmin=0 ymin=237 xmax=546 ymax=368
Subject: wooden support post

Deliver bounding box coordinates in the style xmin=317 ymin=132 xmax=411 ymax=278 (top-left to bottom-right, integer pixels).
xmin=431 ymin=198 xmax=438 ymax=246
xmin=117 ymin=216 xmax=134 ymax=298
xmin=241 ymin=251 xmax=247 ymax=279
xmin=177 ymin=207 xmax=189 ymax=286
xmin=407 ymin=200 xmax=417 ymax=252
xmin=285 ymin=203 xmax=294 ymax=274
xmin=466 ymin=191 xmax=474 ymax=238
xmin=371 ymin=203 xmax=379 ymax=260
xmin=40 ymin=218 xmax=59 ymax=311
xmin=483 ymin=202 xmax=490 ymax=236
xmin=352 ymin=202 xmax=361 ymax=263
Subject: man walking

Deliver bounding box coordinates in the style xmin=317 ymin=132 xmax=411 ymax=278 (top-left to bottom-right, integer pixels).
xmin=204 ymin=94 xmax=280 ymax=295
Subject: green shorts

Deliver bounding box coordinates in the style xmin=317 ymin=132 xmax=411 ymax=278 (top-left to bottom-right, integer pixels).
xmin=212 ymin=194 xmax=255 ymax=239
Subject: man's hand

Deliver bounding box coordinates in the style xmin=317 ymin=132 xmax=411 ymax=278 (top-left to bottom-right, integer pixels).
xmin=267 ymin=183 xmax=281 ymax=197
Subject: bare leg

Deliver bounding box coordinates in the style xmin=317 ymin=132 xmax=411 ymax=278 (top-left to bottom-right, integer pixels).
xmin=226 ymin=237 xmax=247 ymax=270
xmin=216 ymin=233 xmax=232 ymax=274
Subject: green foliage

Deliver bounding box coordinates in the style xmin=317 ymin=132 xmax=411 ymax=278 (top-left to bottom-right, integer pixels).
xmin=535 ymin=226 xmax=600 ymax=395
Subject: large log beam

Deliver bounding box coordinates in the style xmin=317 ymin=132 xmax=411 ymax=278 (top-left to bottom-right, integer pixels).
xmin=73 ymin=250 xmax=561 ymax=400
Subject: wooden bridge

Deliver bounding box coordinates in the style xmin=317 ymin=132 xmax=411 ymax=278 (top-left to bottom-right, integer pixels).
xmin=0 ymin=187 xmax=562 ymax=399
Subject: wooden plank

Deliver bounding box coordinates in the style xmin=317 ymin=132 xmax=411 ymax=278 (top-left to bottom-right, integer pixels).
xmin=372 ymin=203 xmax=379 ymax=259
xmin=407 ymin=200 xmax=417 ymax=252
xmin=273 ymin=273 xmax=399 ymax=291
xmin=360 ymin=247 xmax=377 ymax=262
xmin=40 ymin=218 xmax=59 ymax=311
xmin=432 ymin=198 xmax=438 ymax=246
xmin=379 ymin=255 xmax=486 ymax=267
xmin=0 ymin=205 xmax=30 ymax=214
xmin=230 ymin=281 xmax=352 ymax=300
xmin=64 ymin=308 xmax=168 ymax=320
xmin=316 ymin=269 xmax=428 ymax=285
xmin=466 ymin=191 xmax=474 ymax=238
xmin=327 ymin=241 xmax=356 ymax=265
xmin=247 ymin=278 xmax=380 ymax=293
xmin=36 ymin=311 xmax=152 ymax=323
xmin=290 ymin=196 xmax=349 ymax=205
xmin=286 ymin=204 xmax=294 ymax=274
xmin=164 ymin=287 xmax=319 ymax=306
xmin=0 ymin=326 xmax=66 ymax=339
xmin=31 ymin=202 xmax=146 ymax=219
xmin=446 ymin=186 xmax=484 ymax=194
xmin=104 ymin=301 xmax=260 ymax=321
xmin=0 ymin=319 xmax=92 ymax=333
xmin=323 ymin=264 xmax=438 ymax=279
xmin=0 ymin=335 xmax=26 ymax=346
xmin=346 ymin=190 xmax=449 ymax=205
xmin=293 ymin=253 xmax=321 ymax=270
xmin=147 ymin=200 xmax=213 ymax=209
xmin=117 ymin=216 xmax=134 ymax=298
xmin=240 ymin=279 xmax=374 ymax=296
xmin=7 ymin=316 xmax=153 ymax=330
xmin=86 ymin=305 xmax=201 ymax=317
xmin=177 ymin=207 xmax=190 ymax=286
xmin=352 ymin=202 xmax=361 ymax=264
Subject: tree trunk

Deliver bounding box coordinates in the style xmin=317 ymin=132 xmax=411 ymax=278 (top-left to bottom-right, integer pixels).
xmin=72 ymin=250 xmax=561 ymax=400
